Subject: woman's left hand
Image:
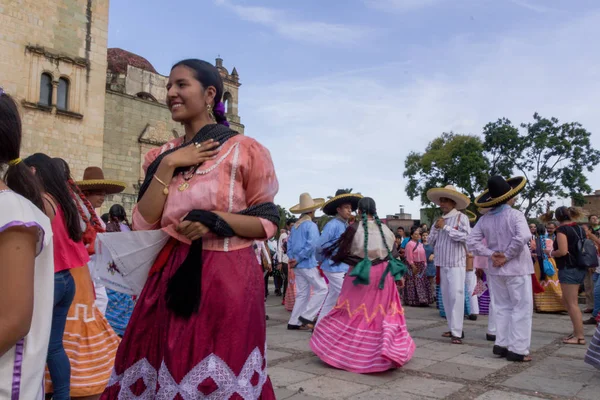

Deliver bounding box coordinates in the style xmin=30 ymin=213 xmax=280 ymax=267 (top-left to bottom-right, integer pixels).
xmin=176 ymin=220 xmax=210 ymax=242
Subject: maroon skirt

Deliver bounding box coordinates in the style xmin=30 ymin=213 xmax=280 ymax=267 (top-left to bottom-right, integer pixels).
xmin=101 ymin=241 xmax=275 ymax=399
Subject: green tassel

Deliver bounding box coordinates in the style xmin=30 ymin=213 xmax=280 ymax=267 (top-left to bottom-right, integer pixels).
xmin=377 ymin=255 xmax=408 ymax=289
xmin=349 ymin=257 xmax=372 ymax=286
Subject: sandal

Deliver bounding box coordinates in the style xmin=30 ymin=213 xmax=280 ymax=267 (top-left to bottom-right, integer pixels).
xmin=451 ymin=336 xmax=463 ymax=345
xmin=442 ymin=331 xmax=452 ymax=338
xmin=562 ymin=336 xmax=586 ymax=345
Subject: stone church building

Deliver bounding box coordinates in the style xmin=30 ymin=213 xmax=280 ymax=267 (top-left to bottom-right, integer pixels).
xmin=0 ymin=0 xmax=243 ymax=215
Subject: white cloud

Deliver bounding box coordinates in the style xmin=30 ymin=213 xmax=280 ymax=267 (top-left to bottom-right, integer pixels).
xmin=364 ymin=0 xmax=444 ymax=12
xmin=509 ymin=0 xmax=559 ymax=13
xmin=243 ymin=10 xmax=600 ymax=217
xmin=216 ymin=0 xmax=371 ymax=46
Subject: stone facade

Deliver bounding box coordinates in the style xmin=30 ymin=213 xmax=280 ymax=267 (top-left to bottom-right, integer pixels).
xmin=574 ymin=190 xmax=600 ymax=217
xmin=1 ymin=1 xmax=243 ymax=219
xmin=0 ymin=0 xmax=109 ymax=179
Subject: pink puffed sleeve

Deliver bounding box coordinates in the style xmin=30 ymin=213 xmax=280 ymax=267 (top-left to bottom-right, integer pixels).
xmin=242 ymin=139 xmax=279 ymax=239
xmin=405 ymin=241 xmax=415 ymax=264
xmin=131 ymin=147 xmax=164 ymax=231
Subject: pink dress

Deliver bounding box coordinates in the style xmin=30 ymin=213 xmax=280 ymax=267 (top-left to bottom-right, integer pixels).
xmin=310 ymin=221 xmax=415 ymax=373
xmin=101 ymin=134 xmax=278 ymax=399
xmin=402 ymin=240 xmax=434 ymax=306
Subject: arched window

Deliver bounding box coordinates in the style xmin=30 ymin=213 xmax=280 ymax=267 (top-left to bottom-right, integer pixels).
xmin=223 ymin=92 xmax=233 ymax=114
xmin=39 ymin=73 xmax=53 ymax=106
xmin=57 ymin=77 xmax=69 ymax=110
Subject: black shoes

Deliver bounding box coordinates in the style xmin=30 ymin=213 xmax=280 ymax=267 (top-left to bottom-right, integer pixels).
xmin=486 ymin=333 xmax=496 ymax=342
xmin=468 ymin=314 xmax=478 ymax=321
xmin=583 ymin=317 xmax=598 ymax=325
xmin=493 ymin=345 xmax=508 ymax=358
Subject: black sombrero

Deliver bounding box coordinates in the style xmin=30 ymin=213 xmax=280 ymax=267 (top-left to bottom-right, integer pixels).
xmin=321 ymin=189 xmax=363 ymax=216
xmin=474 ymin=176 xmax=527 ymax=208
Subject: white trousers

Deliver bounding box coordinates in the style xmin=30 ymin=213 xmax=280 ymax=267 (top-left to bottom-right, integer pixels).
xmin=440 ymin=267 xmax=465 ymax=337
xmin=317 ymin=271 xmax=345 ymax=322
xmin=487 ymin=274 xmax=533 ymax=355
xmin=289 ymin=268 xmax=328 ymax=326
xmin=487 ymin=279 xmax=497 ymax=335
xmin=465 ymin=270 xmax=479 ymax=315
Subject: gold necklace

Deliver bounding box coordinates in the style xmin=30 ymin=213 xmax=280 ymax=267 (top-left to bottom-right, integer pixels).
xmin=178 ymin=165 xmax=199 ymax=191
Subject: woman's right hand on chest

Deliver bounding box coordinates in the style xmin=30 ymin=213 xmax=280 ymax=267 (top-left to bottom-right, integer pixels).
xmin=163 ymin=139 xmax=220 ymax=168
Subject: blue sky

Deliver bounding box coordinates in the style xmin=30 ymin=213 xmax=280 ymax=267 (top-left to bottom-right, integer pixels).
xmin=108 ymin=0 xmax=600 ymax=217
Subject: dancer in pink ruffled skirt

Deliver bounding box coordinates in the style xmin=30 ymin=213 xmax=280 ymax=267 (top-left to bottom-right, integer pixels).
xmin=310 ymin=197 xmax=415 ymax=374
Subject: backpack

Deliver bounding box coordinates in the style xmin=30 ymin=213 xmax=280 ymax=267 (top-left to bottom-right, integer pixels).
xmin=572 ymin=226 xmax=599 ymax=269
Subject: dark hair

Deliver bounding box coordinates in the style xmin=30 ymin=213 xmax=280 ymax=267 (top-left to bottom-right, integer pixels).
xmin=536 ymin=223 xmax=546 ymax=237
xmin=24 ymin=153 xmax=83 ymax=242
xmin=171 ymin=59 xmax=229 ymax=126
xmin=101 ymin=213 xmax=109 ymax=224
xmin=107 ymin=204 xmax=131 ymax=232
xmin=0 ymin=92 xmax=43 ymax=210
xmin=397 ymin=226 xmax=405 ymax=232
xmin=410 ymin=226 xmax=421 ymax=237
xmin=358 ymin=197 xmax=377 ymax=216
xmin=589 ymin=214 xmax=599 ymax=221
xmin=554 ymin=206 xmax=584 ymax=223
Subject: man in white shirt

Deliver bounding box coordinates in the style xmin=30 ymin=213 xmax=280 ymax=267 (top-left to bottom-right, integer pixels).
xmin=427 ymin=185 xmax=472 ymax=345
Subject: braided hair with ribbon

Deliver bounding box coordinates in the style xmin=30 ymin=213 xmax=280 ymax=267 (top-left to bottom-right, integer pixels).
xmin=324 ymin=197 xmax=407 ymax=289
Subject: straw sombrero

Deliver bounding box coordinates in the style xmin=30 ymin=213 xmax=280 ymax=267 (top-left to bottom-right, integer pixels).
xmin=321 ymin=189 xmax=363 ymax=216
xmin=76 ymin=167 xmax=126 ymax=195
xmin=475 ymin=176 xmax=526 ymax=208
xmin=427 ymin=185 xmax=470 ymax=211
xmin=290 ymin=193 xmax=325 ymax=214
xmin=465 ymin=210 xmax=477 ymax=223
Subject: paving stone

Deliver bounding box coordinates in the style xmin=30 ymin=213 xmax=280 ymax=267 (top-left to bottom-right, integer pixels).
xmin=268 ymin=349 xmax=294 ymax=363
xmin=347 ymin=388 xmax=431 ymax=399
xmin=402 ymin=356 xmax=440 ymax=371
xmin=577 ymin=384 xmax=600 ymax=400
xmin=474 ymin=390 xmax=546 ymax=399
xmin=268 ymin=367 xmax=317 ymax=387
xmin=423 ymin=361 xmax=496 ymax=381
xmin=502 ymin=373 xmax=585 ymax=397
xmin=286 ymin=394 xmax=326 ymax=400
xmin=525 ymin=356 xmax=600 ymax=383
xmin=275 ymin=338 xmax=313 ymax=352
xmin=386 ymin=376 xmax=464 ymax=399
xmin=553 ymin=345 xmax=589 ymax=358
xmin=446 ymin=352 xmax=511 ymax=370
xmin=275 ymin=387 xmax=300 ymax=400
xmin=287 ymin=376 xmax=371 ymax=399
xmin=323 ymin=367 xmax=401 ymax=386
xmin=277 ymin=357 xmax=334 ymax=376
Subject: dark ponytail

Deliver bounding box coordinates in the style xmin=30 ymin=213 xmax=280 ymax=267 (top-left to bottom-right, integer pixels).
xmin=24 ymin=153 xmax=83 ymax=242
xmin=171 ymin=59 xmax=229 ymax=127
xmin=0 ymin=91 xmax=44 ymax=210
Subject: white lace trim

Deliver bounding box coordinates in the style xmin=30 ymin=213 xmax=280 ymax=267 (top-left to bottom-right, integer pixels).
xmin=107 ymin=347 xmax=267 ymax=399
xmin=223 ymin=142 xmax=240 ymax=252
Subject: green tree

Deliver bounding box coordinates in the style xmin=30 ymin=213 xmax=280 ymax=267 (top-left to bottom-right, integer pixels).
xmin=404 ymin=133 xmax=490 ymax=206
xmin=482 ymin=113 xmax=600 ymax=216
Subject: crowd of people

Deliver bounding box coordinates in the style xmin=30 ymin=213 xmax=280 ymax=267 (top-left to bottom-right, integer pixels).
xmin=1 ymin=56 xmax=599 ymax=399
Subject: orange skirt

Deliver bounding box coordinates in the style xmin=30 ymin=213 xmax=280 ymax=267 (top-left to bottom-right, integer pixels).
xmin=45 ymin=265 xmax=121 ymax=397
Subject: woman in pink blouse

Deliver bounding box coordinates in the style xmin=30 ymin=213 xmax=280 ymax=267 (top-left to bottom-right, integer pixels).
xmin=403 ymin=227 xmax=435 ymax=306
xmin=101 ymin=60 xmax=279 ymax=400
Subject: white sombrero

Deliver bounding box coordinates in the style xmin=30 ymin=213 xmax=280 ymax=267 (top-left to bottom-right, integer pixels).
xmin=427 ymin=185 xmax=471 ymax=211
xmin=290 ymin=193 xmax=325 ymax=214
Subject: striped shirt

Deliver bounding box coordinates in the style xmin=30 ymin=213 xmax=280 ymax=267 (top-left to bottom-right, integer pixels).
xmin=428 ymin=209 xmax=471 ymax=268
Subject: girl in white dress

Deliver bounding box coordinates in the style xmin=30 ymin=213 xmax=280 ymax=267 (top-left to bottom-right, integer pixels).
xmin=0 ymin=90 xmax=54 ymax=399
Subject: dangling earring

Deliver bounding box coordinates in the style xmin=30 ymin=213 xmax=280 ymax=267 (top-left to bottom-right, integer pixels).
xmin=206 ymin=104 xmax=216 ymax=122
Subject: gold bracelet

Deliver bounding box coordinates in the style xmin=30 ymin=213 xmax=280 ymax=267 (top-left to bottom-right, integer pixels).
xmin=153 ymin=175 xmax=169 ymax=195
